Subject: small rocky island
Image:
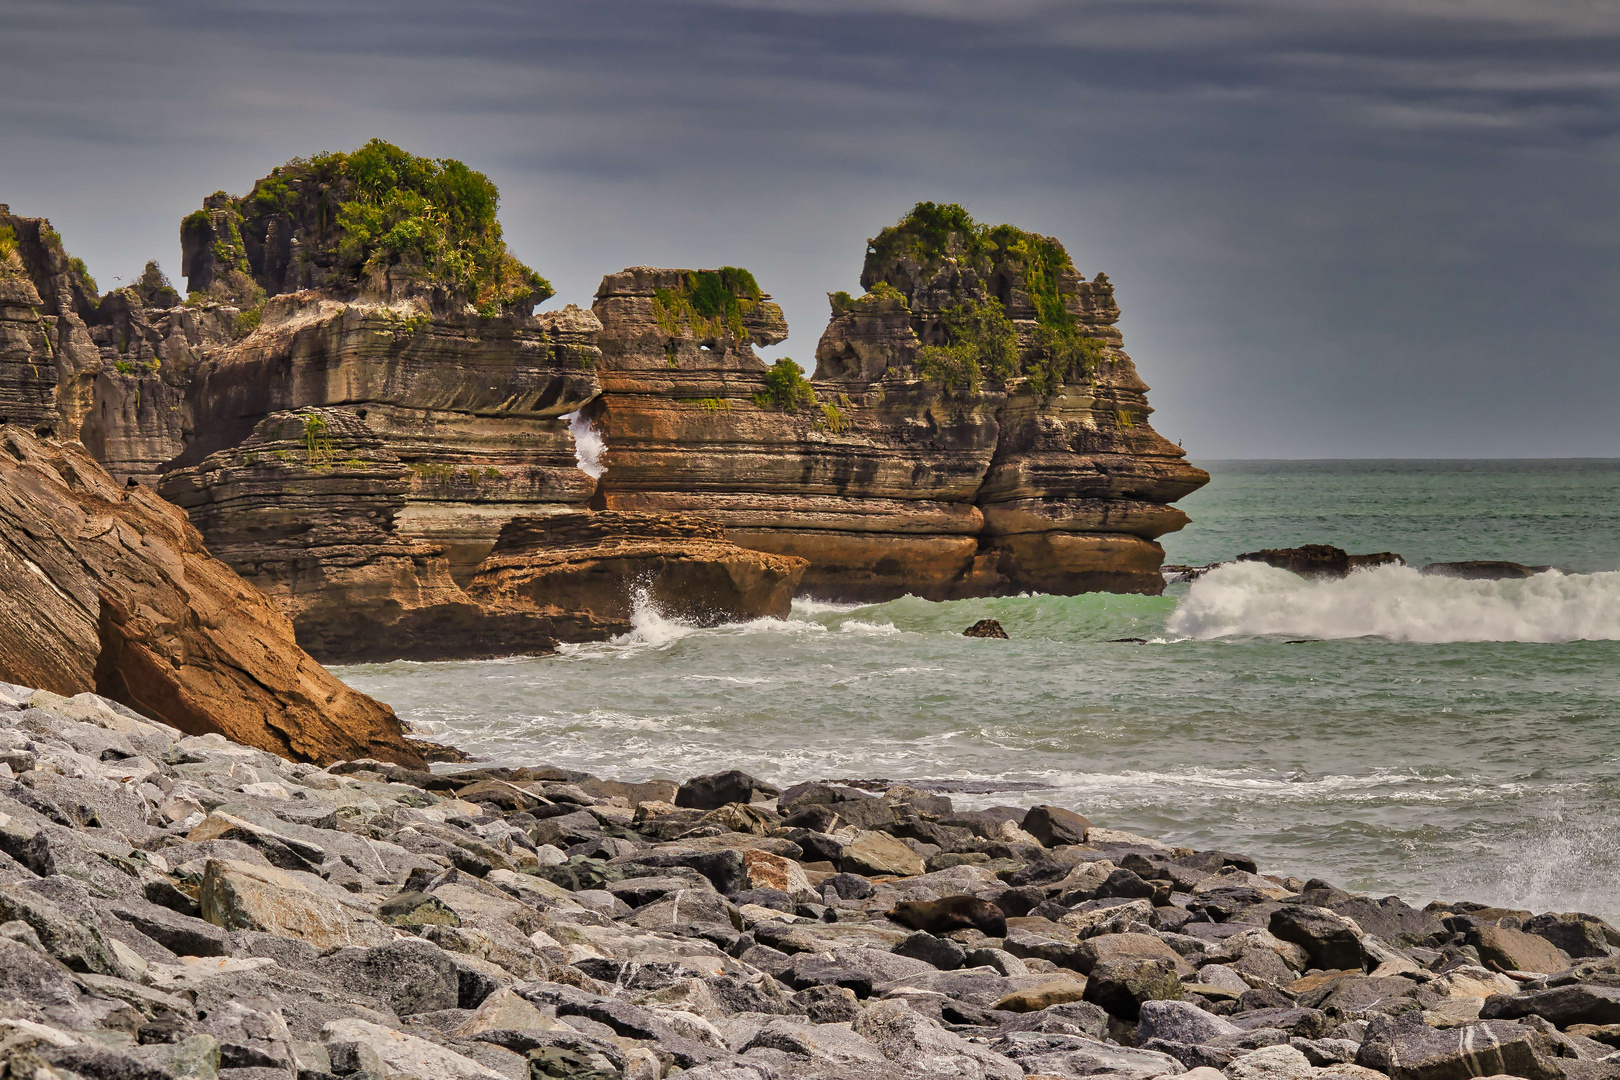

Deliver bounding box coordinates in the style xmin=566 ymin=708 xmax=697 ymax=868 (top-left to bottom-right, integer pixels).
xmin=1 ymin=139 xmax=1204 ymax=667
xmin=0 ymin=682 xmax=1612 ymax=1080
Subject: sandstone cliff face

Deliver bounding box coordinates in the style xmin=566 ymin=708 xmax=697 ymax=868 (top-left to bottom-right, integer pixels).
xmin=170 ymin=292 xmax=603 ymax=579
xmin=158 ymin=407 xmax=567 ymax=663
xmin=468 ymin=511 xmax=807 ymax=634
xmin=0 ymin=427 xmax=423 ymax=765
xmin=587 ymin=207 xmax=1206 ymax=599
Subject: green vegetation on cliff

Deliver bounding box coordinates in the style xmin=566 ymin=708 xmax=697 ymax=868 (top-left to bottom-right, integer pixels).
xmin=187 ymin=139 xmax=552 ymax=315
xmin=866 ymin=202 xmax=1106 ymax=397
xmin=754 ymin=358 xmax=817 ymax=411
xmin=654 ymin=267 xmax=764 ymax=342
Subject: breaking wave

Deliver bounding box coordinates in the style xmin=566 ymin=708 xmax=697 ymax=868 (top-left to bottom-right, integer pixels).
xmin=562 ymin=410 xmax=606 ymax=479
xmin=1168 ymin=560 xmax=1620 ymax=643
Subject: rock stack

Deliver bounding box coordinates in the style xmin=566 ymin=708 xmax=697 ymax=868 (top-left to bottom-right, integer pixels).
xmin=0 ymin=682 xmax=1613 ymax=1080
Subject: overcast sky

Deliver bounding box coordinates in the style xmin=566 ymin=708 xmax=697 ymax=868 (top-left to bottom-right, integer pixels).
xmin=4 ymin=0 xmax=1617 ymax=457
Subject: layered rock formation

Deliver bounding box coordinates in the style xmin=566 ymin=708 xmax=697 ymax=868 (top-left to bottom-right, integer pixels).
xmin=3 ymin=161 xmax=1208 ymax=660
xmin=589 ymin=204 xmax=1207 ymax=600
xmin=468 ymin=510 xmax=808 ymax=635
xmin=0 ymin=426 xmax=423 ymax=765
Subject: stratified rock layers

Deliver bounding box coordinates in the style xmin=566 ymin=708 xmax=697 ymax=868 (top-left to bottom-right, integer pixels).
xmin=0 ymin=427 xmax=423 ymax=765
xmin=469 ymin=510 xmax=808 ymax=635
xmin=589 ymin=241 xmax=1206 ymax=600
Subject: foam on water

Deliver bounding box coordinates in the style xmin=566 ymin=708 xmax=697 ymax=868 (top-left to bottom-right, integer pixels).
xmin=1168 ymin=561 xmax=1620 ymax=643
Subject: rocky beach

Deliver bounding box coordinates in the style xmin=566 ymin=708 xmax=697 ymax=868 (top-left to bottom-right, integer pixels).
xmin=0 ymin=681 xmax=1615 ymax=1080
xmin=3 ymin=134 xmax=1618 ymax=1080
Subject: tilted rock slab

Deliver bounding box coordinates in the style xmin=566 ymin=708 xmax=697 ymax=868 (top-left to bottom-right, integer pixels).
xmin=0 ymin=427 xmax=424 ymax=764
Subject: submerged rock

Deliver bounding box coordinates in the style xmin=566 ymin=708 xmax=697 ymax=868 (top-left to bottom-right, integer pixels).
xmin=1421 ymin=560 xmax=1562 ymax=579
xmin=1236 ymin=545 xmax=1404 ymax=578
xmin=963 ymin=619 xmax=1009 ymax=638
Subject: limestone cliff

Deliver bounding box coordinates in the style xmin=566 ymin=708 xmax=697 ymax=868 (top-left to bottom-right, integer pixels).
xmin=468 ymin=511 xmax=808 ymax=634
xmin=1 ymin=161 xmax=1207 ymax=661
xmin=587 ymin=203 xmax=1206 ymax=599
xmin=0 ymin=427 xmax=424 ymax=765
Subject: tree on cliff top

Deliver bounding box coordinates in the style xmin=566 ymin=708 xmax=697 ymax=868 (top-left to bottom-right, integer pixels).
xmin=861 ymin=202 xmax=1104 ymax=397
xmin=182 ymin=139 xmax=552 ymax=316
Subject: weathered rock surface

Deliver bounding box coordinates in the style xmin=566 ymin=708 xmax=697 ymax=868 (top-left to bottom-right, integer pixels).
xmin=590 ymin=209 xmax=1208 ymax=601
xmin=0 ymin=428 xmax=424 ymax=764
xmin=0 ymin=680 xmax=1614 ymax=1080
xmin=468 ymin=511 xmax=807 ymax=634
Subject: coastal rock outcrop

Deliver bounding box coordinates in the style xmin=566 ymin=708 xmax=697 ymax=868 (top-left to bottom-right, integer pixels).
xmin=3 ymin=159 xmax=1211 ymax=661
xmin=468 ymin=510 xmax=809 ymax=634
xmin=590 ymin=203 xmax=1207 ymax=600
xmin=0 ymin=427 xmax=423 ymax=764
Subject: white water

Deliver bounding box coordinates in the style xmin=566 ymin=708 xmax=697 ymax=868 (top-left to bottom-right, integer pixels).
xmin=562 ymin=410 xmax=606 ymax=479
xmin=1167 ymin=561 xmax=1620 ymax=643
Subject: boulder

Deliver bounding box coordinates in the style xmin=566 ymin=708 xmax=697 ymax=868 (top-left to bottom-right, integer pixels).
xmin=1270 ymin=906 xmax=1369 ymax=972
xmin=1468 ymin=924 xmax=1570 ymax=974
xmin=1227 ymin=1044 xmax=1316 ymax=1080
xmin=1021 ymin=805 xmax=1091 ymax=847
xmin=674 ymin=770 xmax=781 ymax=811
xmin=1082 ymin=956 xmax=1182 ymax=1019
xmin=1480 ymin=984 xmax=1620 ymax=1027
xmin=840 ymin=830 xmax=924 ymax=877
xmin=853 ymin=998 xmax=1022 ymax=1080
xmin=1136 ymin=999 xmax=1243 ymax=1045
xmin=322 ymin=1017 xmax=506 ymax=1079
xmin=992 ymin=977 xmax=1090 ymax=1013
xmin=1356 ymin=1012 xmax=1566 ymax=1080
xmin=198 ymin=859 xmax=392 ymax=949
xmin=963 ymin=619 xmax=1009 ymax=639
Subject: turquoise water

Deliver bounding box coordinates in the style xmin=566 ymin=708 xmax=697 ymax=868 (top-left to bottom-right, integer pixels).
xmin=340 ymin=461 xmax=1620 ymax=918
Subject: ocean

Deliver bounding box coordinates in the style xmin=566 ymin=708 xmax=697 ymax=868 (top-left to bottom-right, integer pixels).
xmin=338 ymin=460 xmax=1620 ymax=918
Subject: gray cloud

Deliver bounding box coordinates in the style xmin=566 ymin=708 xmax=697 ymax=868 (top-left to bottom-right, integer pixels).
xmin=3 ymin=0 xmax=1617 ymax=456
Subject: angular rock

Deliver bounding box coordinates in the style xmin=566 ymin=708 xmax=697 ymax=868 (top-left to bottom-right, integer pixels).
xmin=323 ymin=1017 xmax=506 ymax=1079
xmin=1082 ymin=956 xmax=1182 ymax=1020
xmin=840 ymin=830 xmax=924 ymax=877
xmin=1021 ymin=804 xmax=1091 ymax=847
xmin=1270 ymin=905 xmax=1369 ymax=972
xmin=1468 ymin=923 xmax=1571 ymax=974
xmin=1356 ymin=1012 xmax=1566 ymax=1080
xmin=198 ymin=859 xmax=392 ymax=949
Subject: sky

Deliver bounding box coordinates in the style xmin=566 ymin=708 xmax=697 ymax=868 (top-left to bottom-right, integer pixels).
xmin=3 ymin=0 xmax=1617 ymax=458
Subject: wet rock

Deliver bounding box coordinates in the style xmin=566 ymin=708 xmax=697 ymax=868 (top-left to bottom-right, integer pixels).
xmin=963 ymin=619 xmax=1009 ymax=639
xmin=1521 ymin=912 xmax=1618 ymax=959
xmin=1421 ymin=560 xmax=1558 ymax=580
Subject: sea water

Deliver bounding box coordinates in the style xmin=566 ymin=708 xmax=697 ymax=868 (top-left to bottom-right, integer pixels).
xmin=338 ymin=460 xmax=1620 ymax=917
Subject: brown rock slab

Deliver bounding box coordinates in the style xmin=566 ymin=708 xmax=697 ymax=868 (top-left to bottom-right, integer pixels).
xmin=0 ymin=428 xmax=423 ymax=766
xmin=1468 ymin=924 xmax=1570 ymax=974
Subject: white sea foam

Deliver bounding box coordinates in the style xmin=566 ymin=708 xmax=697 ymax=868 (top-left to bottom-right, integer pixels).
xmin=562 ymin=410 xmax=606 ymax=479
xmin=791 ymin=597 xmax=870 ymax=616
xmin=1167 ymin=561 xmax=1620 ymax=643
